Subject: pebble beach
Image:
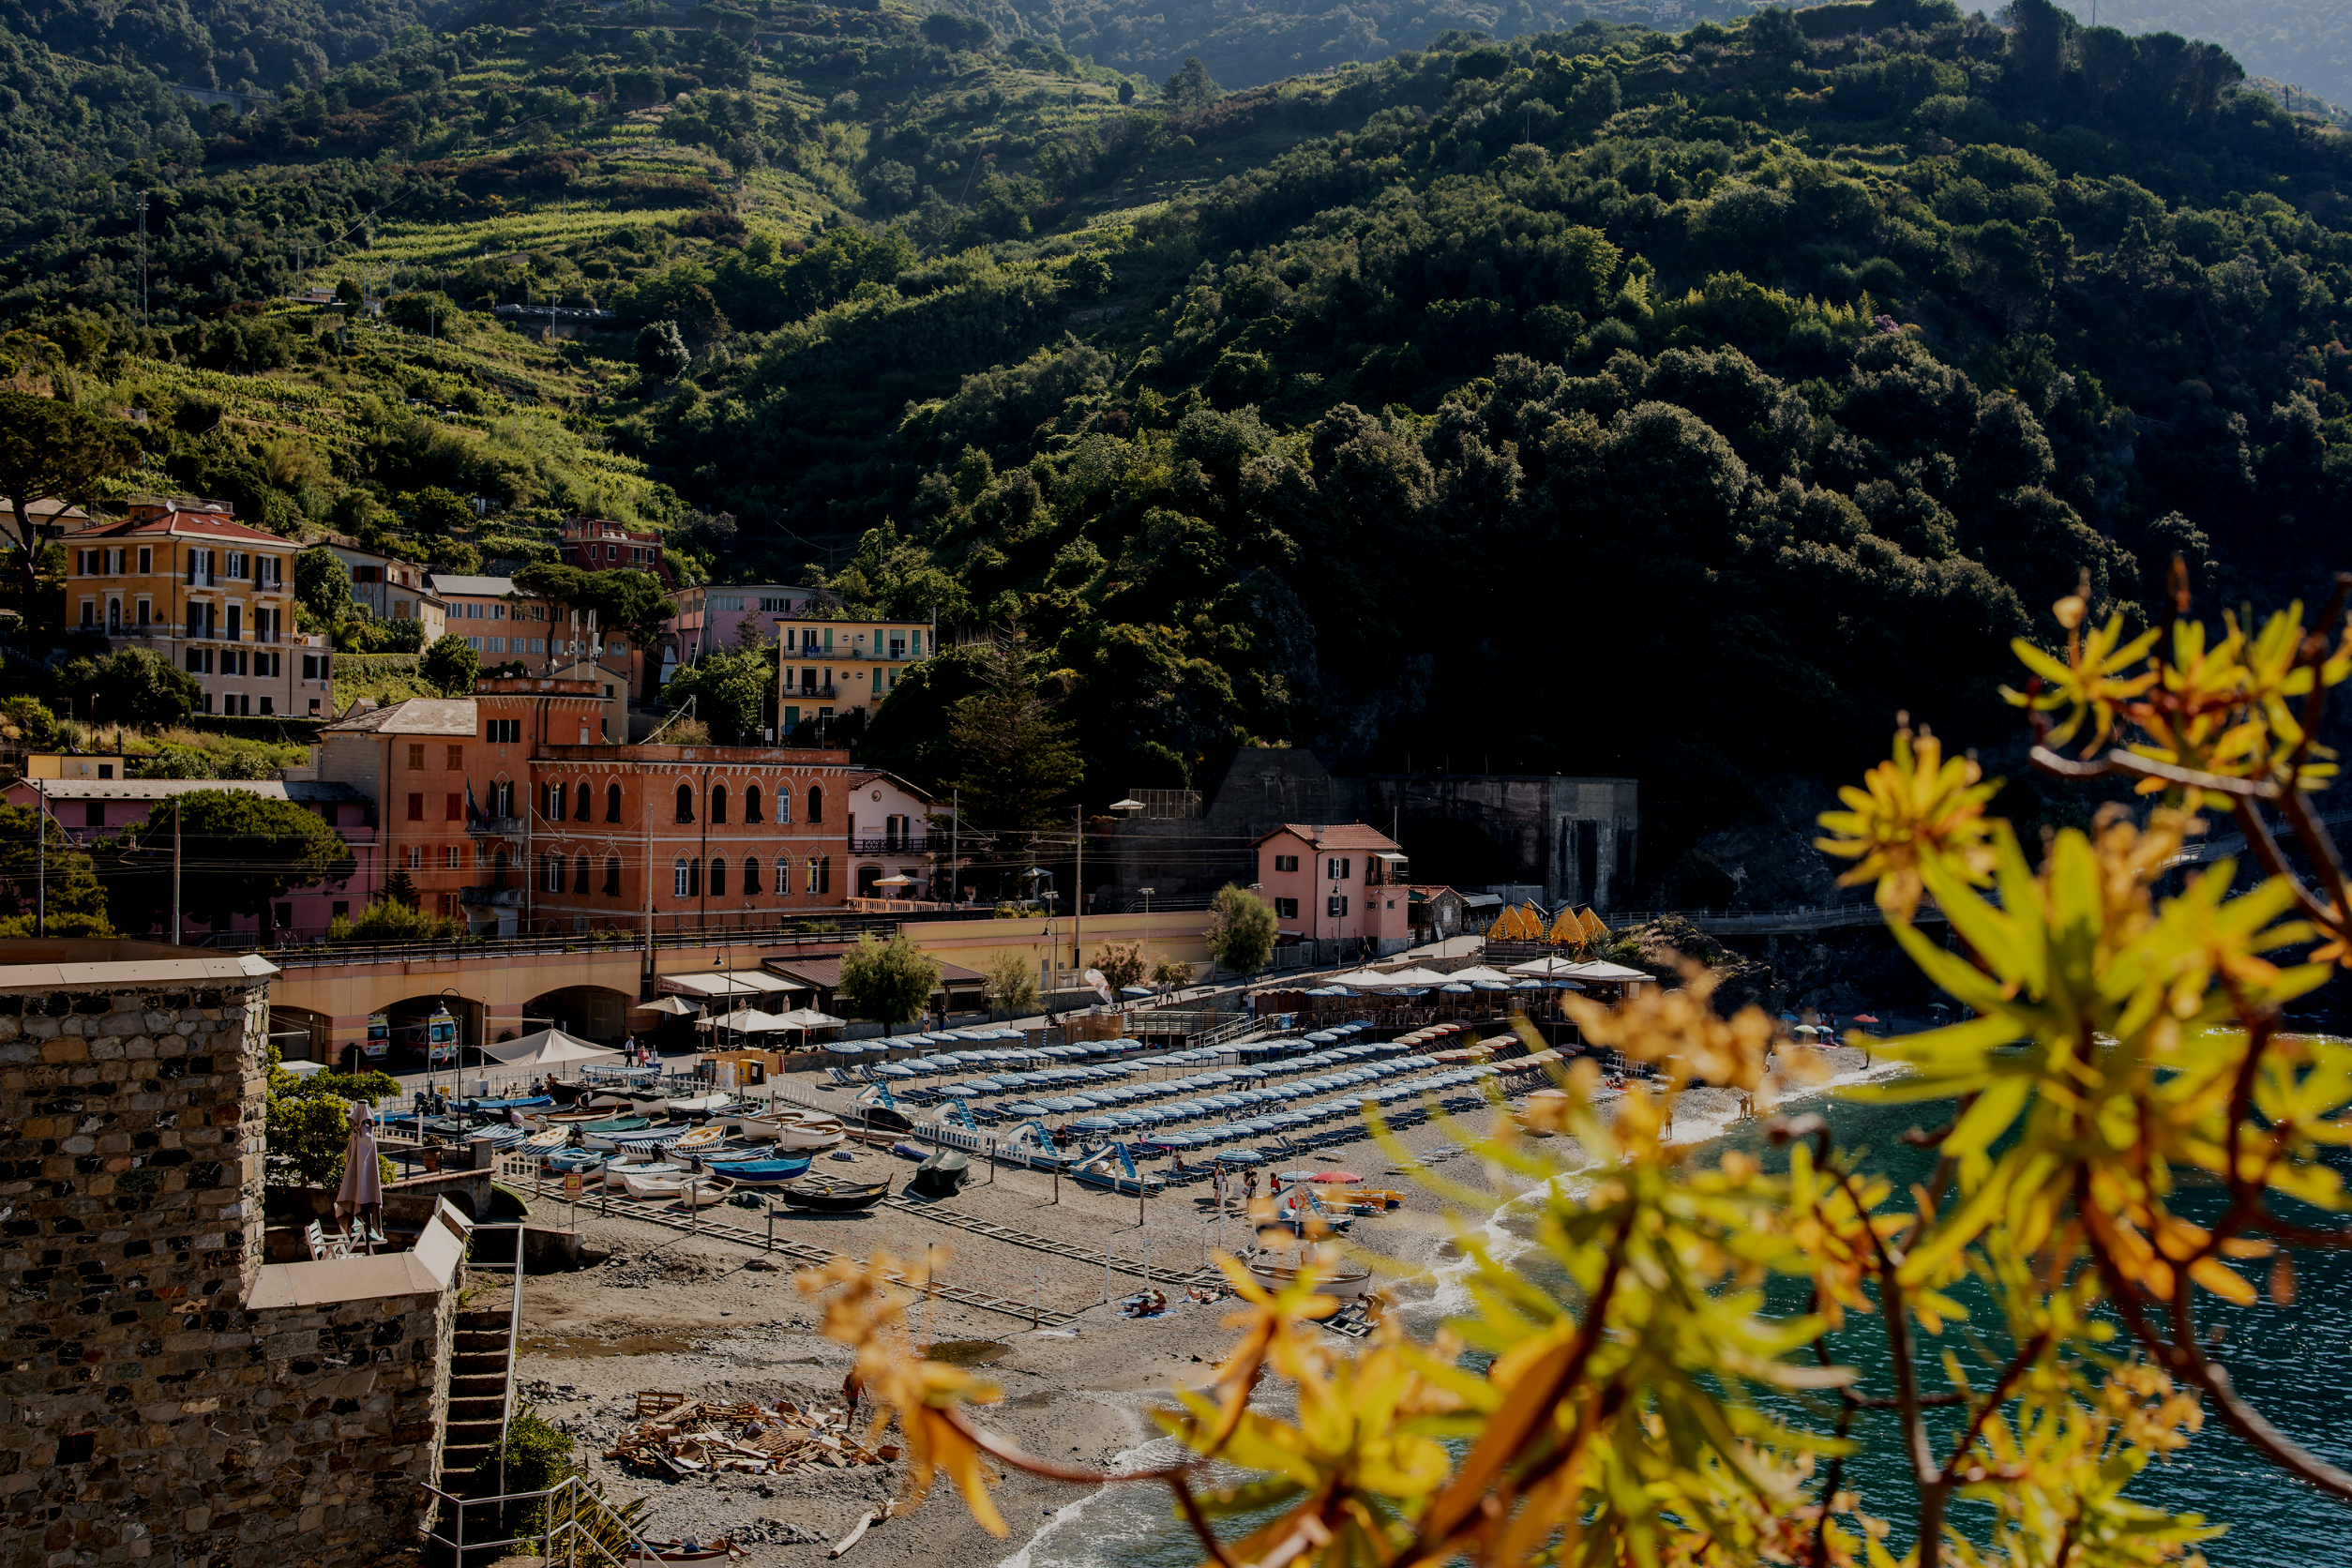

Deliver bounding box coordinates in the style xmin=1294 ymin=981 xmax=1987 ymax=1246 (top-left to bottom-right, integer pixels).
xmin=496 ymin=1043 xmax=1878 ymax=1568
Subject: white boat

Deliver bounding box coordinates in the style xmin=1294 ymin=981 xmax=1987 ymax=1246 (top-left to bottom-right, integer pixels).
xmin=668 ymin=1092 xmax=735 ymax=1119
xmin=520 ymin=1128 xmax=570 ymax=1153
xmin=605 ymin=1160 xmax=683 ymax=1191
xmin=622 ymin=1170 xmax=732 ymax=1205
xmin=1242 ymin=1247 xmax=1373 ymax=1299
xmin=736 ymin=1109 xmax=848 ymax=1150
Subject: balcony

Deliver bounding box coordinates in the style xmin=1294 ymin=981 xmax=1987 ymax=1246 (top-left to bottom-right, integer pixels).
xmin=849 ymin=834 xmax=932 ymax=854
xmin=466 ymin=816 xmax=524 ymax=837
xmin=785 ymin=684 xmax=838 ymax=701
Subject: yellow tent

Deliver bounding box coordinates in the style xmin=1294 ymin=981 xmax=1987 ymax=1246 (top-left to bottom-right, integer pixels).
xmin=1517 ymin=902 xmax=1546 ymax=940
xmin=1485 ymin=913 xmax=1508 ymax=940
xmin=1580 ymin=907 xmax=1608 ymax=943
xmin=1547 ymin=908 xmax=1581 ymax=945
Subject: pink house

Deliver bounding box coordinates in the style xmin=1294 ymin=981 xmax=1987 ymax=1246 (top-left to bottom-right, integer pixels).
xmin=2 ymin=777 xmax=376 ymax=942
xmin=1253 ymin=823 xmax=1413 ymax=958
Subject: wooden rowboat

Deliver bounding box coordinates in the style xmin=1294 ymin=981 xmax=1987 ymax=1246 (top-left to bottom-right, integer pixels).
xmin=669 ymin=1124 xmax=727 ymax=1155
xmin=1243 ymin=1247 xmax=1373 ymax=1299
xmin=777 ymin=1177 xmax=890 ymax=1212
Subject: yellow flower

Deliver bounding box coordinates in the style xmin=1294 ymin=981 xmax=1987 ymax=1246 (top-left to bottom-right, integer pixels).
xmin=1816 ymin=722 xmax=2001 ymax=920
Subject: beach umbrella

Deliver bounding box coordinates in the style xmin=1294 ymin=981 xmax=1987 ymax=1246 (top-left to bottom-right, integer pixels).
xmin=1854 ymin=1014 xmax=1880 ymax=1025
xmin=873 ymin=1063 xmax=916 ymax=1078
xmin=1311 ymin=1169 xmax=1361 ymax=1183
xmin=1440 ymin=983 xmax=1473 ymax=995
xmin=641 ymin=996 xmax=700 ymax=1017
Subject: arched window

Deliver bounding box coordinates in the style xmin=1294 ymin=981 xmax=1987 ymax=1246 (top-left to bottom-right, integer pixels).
xmin=675 ymin=783 xmax=694 ymax=823
xmin=776 ymin=787 xmax=792 ymax=825
xmin=544 ymin=782 xmax=565 ymax=822
xmin=688 ymin=858 xmax=702 ymax=897
xmin=573 ymin=854 xmax=591 ymax=893
xmin=745 ymin=786 xmax=762 ymax=824
xmin=606 ymin=782 xmax=623 ymax=822
xmin=604 ymin=856 xmax=623 ymax=896
xmin=710 ymin=858 xmax=728 ymax=897
xmin=673 ymin=857 xmax=688 ymax=897
xmin=775 ymin=858 xmax=790 ymax=896
xmin=710 ymin=784 xmax=728 ymax=824
xmin=543 ymin=854 xmax=564 ymax=892
xmin=743 ymin=857 xmax=760 ymax=896
xmin=575 ymin=781 xmax=593 ymax=820
xmin=807 ymin=785 xmax=823 ymax=824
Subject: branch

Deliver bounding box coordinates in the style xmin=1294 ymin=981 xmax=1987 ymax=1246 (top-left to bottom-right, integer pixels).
xmin=2082 ymin=1181 xmax=2352 ymax=1502
xmin=1939 ymin=1331 xmax=2051 ymax=1482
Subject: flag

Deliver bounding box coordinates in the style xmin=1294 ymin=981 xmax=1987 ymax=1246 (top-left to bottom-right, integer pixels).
xmin=466 ymin=777 xmax=486 ymax=825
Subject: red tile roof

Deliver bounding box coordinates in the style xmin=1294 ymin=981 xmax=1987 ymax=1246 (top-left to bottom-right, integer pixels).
xmin=65 ymin=511 xmax=290 ymax=547
xmin=1258 ymin=823 xmax=1407 ymax=852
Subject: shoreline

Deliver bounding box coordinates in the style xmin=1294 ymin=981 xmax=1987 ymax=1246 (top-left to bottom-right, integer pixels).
xmin=503 ymin=1040 xmax=1892 ymax=1568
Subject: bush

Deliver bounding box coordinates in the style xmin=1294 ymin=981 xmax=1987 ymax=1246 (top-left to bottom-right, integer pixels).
xmin=421 ymin=633 xmax=480 ymax=695
xmin=327 ymin=899 xmax=468 ymax=944
xmin=1204 ymin=882 xmax=1276 ymax=972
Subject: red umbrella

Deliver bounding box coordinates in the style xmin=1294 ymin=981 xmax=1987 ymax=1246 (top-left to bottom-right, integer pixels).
xmin=1311 ymin=1170 xmax=1361 ymax=1184
xmin=1852 ymin=1015 xmax=1880 ymax=1024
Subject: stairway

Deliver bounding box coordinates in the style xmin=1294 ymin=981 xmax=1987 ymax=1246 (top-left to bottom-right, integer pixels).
xmin=438 ymin=1307 xmax=514 ymax=1481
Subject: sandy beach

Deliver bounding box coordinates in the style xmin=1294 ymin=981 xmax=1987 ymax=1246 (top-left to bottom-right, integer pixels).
xmin=497 ymin=1043 xmax=1880 ymax=1568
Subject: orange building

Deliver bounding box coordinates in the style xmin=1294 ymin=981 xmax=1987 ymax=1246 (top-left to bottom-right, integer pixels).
xmin=317 ymin=679 xmax=859 ymax=937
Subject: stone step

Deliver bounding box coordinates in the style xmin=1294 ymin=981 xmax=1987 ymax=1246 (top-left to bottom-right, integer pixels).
xmin=448 ymin=1395 xmax=507 ymax=1424
xmin=450 ymin=1352 xmax=508 ymax=1376
xmin=448 ymin=1373 xmax=507 ymax=1398
xmin=454 ymin=1330 xmax=509 ymax=1352
xmin=456 ymin=1309 xmax=511 ymax=1332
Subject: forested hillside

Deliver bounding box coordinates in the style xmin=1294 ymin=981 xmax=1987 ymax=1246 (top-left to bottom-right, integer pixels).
xmin=2047 ymin=0 xmax=2352 ymax=116
xmin=2 ymin=0 xmax=2348 ymax=900
xmin=0 ymin=0 xmax=464 ymax=90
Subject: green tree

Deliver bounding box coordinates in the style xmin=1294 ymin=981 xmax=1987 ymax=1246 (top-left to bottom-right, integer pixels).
xmin=58 ymin=647 xmax=203 ymax=727
xmin=658 ymin=643 xmax=772 ymax=743
xmin=1203 ymin=882 xmax=1276 ymax=973
xmin=403 ymin=487 xmax=475 ymax=535
xmin=97 ymin=791 xmax=354 ymax=941
xmin=511 ymin=563 xmax=678 ymax=647
xmin=264 ymin=1048 xmax=399 ymax=1188
xmin=382 ymin=867 xmax=421 ymax=907
xmin=0 ymin=392 xmax=143 ymax=602
xmin=0 ymin=800 xmax=113 ymax=936
xmin=1162 ymin=55 xmax=1219 ymax=112
xmin=981 ymin=948 xmax=1038 ymax=1015
xmin=0 ymin=695 xmax=58 ymax=748
xmin=835 ymin=930 xmax=940 ymax=1034
xmin=421 ymin=632 xmax=480 ymax=695
xmin=636 ymin=320 xmax=690 ymax=380
xmin=294 ymin=547 xmax=353 ymax=625
xmin=943 ymin=637 xmax=1081 ymax=837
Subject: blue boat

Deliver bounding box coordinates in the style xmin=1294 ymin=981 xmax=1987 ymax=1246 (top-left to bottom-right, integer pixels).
xmin=712 ymin=1155 xmax=816 ymax=1186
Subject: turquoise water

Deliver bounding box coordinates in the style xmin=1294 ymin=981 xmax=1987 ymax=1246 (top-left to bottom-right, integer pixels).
xmin=1002 ymin=1083 xmax=2352 ymax=1568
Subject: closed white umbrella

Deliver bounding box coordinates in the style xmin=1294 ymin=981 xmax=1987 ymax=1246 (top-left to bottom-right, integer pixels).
xmin=334 ymin=1099 xmax=382 ymax=1236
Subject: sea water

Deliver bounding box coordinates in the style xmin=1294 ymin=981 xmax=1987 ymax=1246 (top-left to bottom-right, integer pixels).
xmin=1000 ymin=1063 xmax=2352 ymax=1568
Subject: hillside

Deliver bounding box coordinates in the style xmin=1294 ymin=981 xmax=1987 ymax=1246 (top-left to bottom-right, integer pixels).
xmin=2045 ymin=0 xmax=2352 ymax=117
xmin=0 ymin=0 xmax=2348 ymax=902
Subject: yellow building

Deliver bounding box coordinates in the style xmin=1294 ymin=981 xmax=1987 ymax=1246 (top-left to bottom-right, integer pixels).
xmin=772 ymin=617 xmax=933 ymax=738
xmin=64 ymin=498 xmax=334 ymax=717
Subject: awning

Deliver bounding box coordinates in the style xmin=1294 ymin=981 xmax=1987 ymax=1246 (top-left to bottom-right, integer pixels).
xmin=660 ymin=971 xmax=806 ymax=998
xmin=1372 ymin=851 xmax=1409 ymax=863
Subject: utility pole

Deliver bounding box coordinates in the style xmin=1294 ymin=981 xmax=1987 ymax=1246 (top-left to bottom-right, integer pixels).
xmin=136 ymin=191 xmax=149 ymax=329
xmin=950 ymin=788 xmax=958 ymax=910
xmin=33 ymin=779 xmax=45 ymax=939
xmin=1073 ymin=804 xmax=1082 ymax=979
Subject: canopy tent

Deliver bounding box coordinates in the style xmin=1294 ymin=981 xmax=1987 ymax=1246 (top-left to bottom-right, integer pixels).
xmin=476 ymin=1026 xmax=624 ymax=1070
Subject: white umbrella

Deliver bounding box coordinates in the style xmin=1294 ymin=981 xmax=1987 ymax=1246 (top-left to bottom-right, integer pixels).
xmin=699 ymin=1007 xmax=792 ymax=1033
xmin=1506 ymin=954 xmax=1587 ymax=978
xmin=1445 ymin=965 xmax=1517 ymax=984
xmin=776 ymin=1007 xmax=849 ymax=1030
xmin=475 ymin=1026 xmax=625 ymax=1069
xmin=1326 ymin=969 xmax=1405 ymax=988
xmin=334 ymin=1099 xmax=382 ymax=1228
xmin=641 ymin=996 xmax=699 ymax=1017
xmin=1561 ymin=960 xmax=1652 ymax=983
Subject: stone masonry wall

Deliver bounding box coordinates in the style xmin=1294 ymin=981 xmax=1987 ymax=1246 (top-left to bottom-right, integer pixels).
xmin=0 ymin=973 xmax=455 ymax=1568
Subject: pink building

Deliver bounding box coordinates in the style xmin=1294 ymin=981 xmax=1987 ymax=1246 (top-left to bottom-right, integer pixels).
xmin=2 ymin=777 xmax=376 ymax=942
xmin=1254 ymin=823 xmax=1413 ymax=958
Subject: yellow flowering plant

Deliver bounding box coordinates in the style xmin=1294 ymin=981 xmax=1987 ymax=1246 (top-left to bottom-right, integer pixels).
xmin=794 ymin=568 xmax=2352 ymax=1568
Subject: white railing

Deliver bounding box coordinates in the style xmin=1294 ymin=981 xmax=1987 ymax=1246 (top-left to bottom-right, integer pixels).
xmin=420 ymin=1472 xmax=669 ymax=1566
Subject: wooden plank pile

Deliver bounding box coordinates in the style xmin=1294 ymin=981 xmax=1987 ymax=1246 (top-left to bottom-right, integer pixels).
xmin=611 ymin=1391 xmax=901 ymax=1477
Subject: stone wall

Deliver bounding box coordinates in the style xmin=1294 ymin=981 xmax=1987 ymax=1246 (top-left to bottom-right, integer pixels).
xmin=0 ymin=945 xmax=460 ymax=1568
